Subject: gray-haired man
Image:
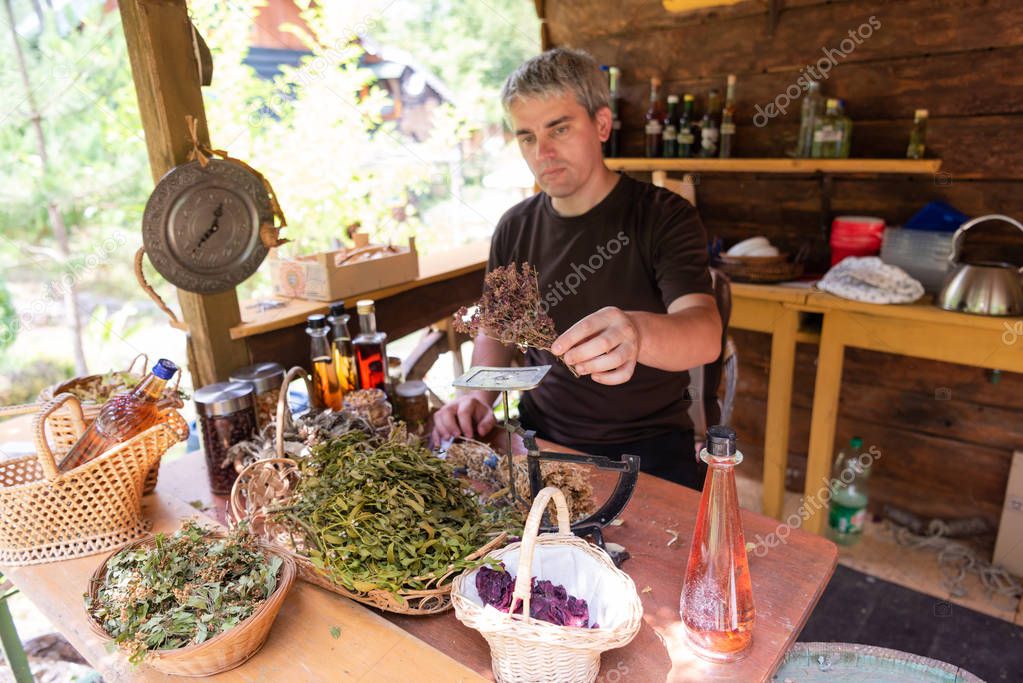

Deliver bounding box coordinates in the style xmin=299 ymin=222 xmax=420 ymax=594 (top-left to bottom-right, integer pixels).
xmin=433 ymin=49 xmax=721 ymax=489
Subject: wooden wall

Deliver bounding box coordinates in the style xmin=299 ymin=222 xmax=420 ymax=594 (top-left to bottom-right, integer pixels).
xmin=542 ymin=0 xmax=1023 ymax=533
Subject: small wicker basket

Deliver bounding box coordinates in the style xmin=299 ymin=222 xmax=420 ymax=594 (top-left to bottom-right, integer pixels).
xmin=0 ymin=354 xmax=183 ymax=494
xmin=452 ymin=487 xmax=643 ymax=683
xmin=228 ymin=456 xmax=507 ymax=615
xmin=0 ymin=393 xmax=188 ymax=566
xmin=715 ymin=253 xmax=805 ymax=283
xmin=85 ymin=532 xmax=297 ymax=677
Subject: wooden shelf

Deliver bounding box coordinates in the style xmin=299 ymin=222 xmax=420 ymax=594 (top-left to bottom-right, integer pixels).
xmin=604 ymin=157 xmax=942 ymax=175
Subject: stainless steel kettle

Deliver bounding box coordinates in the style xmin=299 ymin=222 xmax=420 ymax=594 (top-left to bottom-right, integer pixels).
xmin=937 ymin=214 xmax=1023 ymax=316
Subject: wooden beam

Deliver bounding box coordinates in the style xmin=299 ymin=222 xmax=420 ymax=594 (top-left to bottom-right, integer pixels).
xmin=118 ymin=0 xmax=249 ymax=386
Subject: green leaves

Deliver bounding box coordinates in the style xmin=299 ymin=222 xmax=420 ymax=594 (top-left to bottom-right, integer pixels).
xmin=275 ymin=428 xmax=501 ymax=598
xmin=86 ymin=521 xmax=281 ymax=666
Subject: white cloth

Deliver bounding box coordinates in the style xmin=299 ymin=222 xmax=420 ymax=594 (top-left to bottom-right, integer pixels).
xmin=817 ymin=256 xmax=925 ymax=304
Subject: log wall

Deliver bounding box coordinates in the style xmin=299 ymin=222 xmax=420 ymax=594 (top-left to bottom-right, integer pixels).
xmin=542 ymin=0 xmax=1023 ymax=531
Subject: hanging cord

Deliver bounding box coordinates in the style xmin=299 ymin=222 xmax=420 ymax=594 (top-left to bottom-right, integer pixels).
xmin=882 ymin=519 xmax=1022 ymax=612
xmin=184 ymin=114 xmax=289 ymax=249
xmin=134 ymin=247 xmax=188 ymax=331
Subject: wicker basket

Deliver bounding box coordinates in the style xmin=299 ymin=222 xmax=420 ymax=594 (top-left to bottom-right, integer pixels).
xmin=0 ymin=393 xmax=188 ymax=566
xmin=715 ymin=253 xmax=805 ymax=283
xmin=452 ymin=487 xmax=643 ymax=683
xmin=0 ymin=354 xmax=183 ymax=494
xmin=85 ymin=532 xmax=297 ymax=677
xmin=228 ymin=456 xmax=507 ymax=615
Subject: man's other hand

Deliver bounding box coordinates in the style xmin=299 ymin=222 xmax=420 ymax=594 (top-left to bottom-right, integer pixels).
xmin=551 ymin=306 xmax=639 ymax=385
xmin=431 ymin=392 xmax=498 ymax=445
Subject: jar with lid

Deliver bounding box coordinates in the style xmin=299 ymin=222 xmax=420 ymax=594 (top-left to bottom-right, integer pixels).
xmin=229 ymin=362 xmax=285 ymax=430
xmin=395 ymin=380 xmax=430 ymax=436
xmin=194 ymin=381 xmax=257 ymax=495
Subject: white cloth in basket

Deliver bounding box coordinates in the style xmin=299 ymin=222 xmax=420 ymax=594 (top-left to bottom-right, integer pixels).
xmin=816 ymin=256 xmax=925 ymax=304
xmin=459 ymin=542 xmax=633 ymax=630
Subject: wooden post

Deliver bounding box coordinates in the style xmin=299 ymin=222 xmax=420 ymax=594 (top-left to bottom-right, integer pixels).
xmin=118 ymin=0 xmax=250 ymax=386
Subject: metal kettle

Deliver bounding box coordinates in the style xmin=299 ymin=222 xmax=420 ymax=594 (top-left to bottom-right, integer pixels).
xmin=937 ymin=214 xmax=1023 ymax=316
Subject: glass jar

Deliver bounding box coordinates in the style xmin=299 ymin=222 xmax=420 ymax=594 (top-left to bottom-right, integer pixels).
xmin=395 ymin=380 xmax=430 ymax=436
xmin=194 ymin=381 xmax=257 ymax=495
xmin=229 ymin=362 xmax=285 ymax=430
xmin=342 ymin=388 xmax=392 ymax=430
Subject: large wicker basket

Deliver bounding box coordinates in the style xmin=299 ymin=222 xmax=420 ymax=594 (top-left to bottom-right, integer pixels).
xmin=0 ymin=393 xmax=188 ymax=566
xmin=0 ymin=354 xmax=182 ymax=494
xmin=228 ymin=456 xmax=507 ymax=615
xmin=715 ymin=252 xmax=805 ymax=283
xmin=86 ymin=531 xmax=297 ymax=677
xmin=452 ymin=487 xmax=644 ymax=683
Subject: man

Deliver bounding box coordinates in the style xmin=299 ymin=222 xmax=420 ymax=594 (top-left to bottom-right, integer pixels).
xmin=432 ymin=48 xmax=722 ymax=489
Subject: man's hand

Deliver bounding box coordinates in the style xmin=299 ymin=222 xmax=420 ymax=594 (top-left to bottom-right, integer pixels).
xmin=431 ymin=392 xmax=498 ymax=445
xmin=551 ymin=306 xmax=640 ymax=385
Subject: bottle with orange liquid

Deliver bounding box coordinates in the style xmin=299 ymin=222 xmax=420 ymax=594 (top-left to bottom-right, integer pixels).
xmin=327 ymin=300 xmax=359 ymax=395
xmin=305 ymin=314 xmax=343 ymax=410
xmin=680 ymin=425 xmax=755 ymax=662
xmin=58 ymin=359 xmax=178 ymax=472
xmin=353 ymin=299 xmax=388 ymax=391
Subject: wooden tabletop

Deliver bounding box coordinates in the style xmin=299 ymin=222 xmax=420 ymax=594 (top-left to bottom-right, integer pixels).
xmin=231 ymin=241 xmax=490 ymax=340
xmin=2 ymin=435 xmax=836 ymax=682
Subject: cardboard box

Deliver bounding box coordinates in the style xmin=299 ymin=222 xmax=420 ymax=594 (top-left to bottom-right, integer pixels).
xmin=994 ymin=450 xmax=1023 ymax=578
xmin=269 ymin=237 xmax=419 ymax=302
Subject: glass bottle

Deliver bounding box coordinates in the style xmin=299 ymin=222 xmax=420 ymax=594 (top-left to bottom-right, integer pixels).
xmin=836 ymin=99 xmax=853 ymax=158
xmin=699 ymin=89 xmax=721 ymax=158
xmin=811 ymin=98 xmax=848 ymax=158
xmin=677 ymin=94 xmax=696 ymax=158
xmin=906 ymin=108 xmax=928 ymax=159
xmin=603 ymin=66 xmax=622 ymax=158
xmin=328 ymin=300 xmax=359 ymax=395
xmin=306 ymin=314 xmax=342 ymax=411
xmin=795 ymin=81 xmax=823 ymax=158
xmin=59 ymin=359 xmax=178 ymax=472
xmin=828 ymin=436 xmax=871 ymax=545
xmin=680 ymin=425 xmax=755 ymax=662
xmin=353 ymin=299 xmax=388 ymax=390
xmin=662 ymin=95 xmax=680 ymax=158
xmin=644 ymin=77 xmax=665 ymax=158
xmin=719 ymin=75 xmax=737 ymax=158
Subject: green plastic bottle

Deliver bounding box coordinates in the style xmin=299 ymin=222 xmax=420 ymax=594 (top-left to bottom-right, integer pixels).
xmin=828 ymin=436 xmax=870 ymax=545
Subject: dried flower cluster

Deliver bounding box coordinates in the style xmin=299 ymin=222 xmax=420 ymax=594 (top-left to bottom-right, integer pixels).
xmin=454 ymin=262 xmax=558 ymax=353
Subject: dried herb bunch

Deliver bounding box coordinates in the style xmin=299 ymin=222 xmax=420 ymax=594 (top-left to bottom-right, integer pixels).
xmin=86 ymin=521 xmax=282 ymax=665
xmin=274 ymin=429 xmax=501 ymax=598
xmin=455 ymin=262 xmax=558 ymax=353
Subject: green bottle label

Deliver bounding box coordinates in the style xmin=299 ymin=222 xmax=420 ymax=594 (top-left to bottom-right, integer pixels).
xmin=829 ymin=502 xmax=866 ymax=534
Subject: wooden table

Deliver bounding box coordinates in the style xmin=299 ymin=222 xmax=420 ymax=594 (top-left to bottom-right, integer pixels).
xmin=729 ymin=282 xmax=1023 ymax=534
xmin=1 ymin=437 xmax=836 ymax=682
xmin=233 ymin=241 xmax=489 ymax=371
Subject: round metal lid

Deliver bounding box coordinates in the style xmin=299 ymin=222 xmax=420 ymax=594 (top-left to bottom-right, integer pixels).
xmin=194 ymin=380 xmax=254 ymax=417
xmin=229 ymin=362 xmax=285 ymax=394
xmin=395 ymin=380 xmax=427 ymax=398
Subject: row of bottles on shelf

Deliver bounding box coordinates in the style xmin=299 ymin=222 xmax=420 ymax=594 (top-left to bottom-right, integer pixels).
xmin=599 ymin=68 xmax=740 ymax=159
xmin=604 ymin=65 xmax=929 ymax=161
xmin=305 ymin=299 xmax=388 ymax=411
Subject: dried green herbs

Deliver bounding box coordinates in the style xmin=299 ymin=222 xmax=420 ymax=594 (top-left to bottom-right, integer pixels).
xmin=275 ymin=429 xmax=500 ymax=598
xmin=86 ymin=521 xmax=282 ymax=665
xmin=68 ymin=370 xmax=187 ymax=404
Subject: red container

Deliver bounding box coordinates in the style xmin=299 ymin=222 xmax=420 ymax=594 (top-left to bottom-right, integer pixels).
xmin=830 ymin=215 xmax=885 ymax=266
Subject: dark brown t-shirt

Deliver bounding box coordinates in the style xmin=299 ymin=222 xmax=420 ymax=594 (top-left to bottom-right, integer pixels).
xmin=487 ymin=173 xmax=713 ymax=445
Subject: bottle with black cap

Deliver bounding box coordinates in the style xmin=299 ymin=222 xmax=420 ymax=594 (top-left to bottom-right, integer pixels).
xmin=680 ymin=425 xmax=755 ymax=662
xmin=327 ymin=300 xmax=358 ymax=394
xmin=306 ymin=314 xmax=342 ymax=410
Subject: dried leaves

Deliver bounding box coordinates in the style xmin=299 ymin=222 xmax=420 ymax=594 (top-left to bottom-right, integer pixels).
xmin=454 ymin=262 xmax=558 ymax=353
xmin=275 ymin=429 xmax=500 ymax=598
xmin=86 ymin=521 xmax=281 ymax=665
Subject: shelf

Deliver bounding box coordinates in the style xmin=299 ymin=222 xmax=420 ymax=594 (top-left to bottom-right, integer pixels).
xmin=604 ymin=157 xmax=942 ymax=175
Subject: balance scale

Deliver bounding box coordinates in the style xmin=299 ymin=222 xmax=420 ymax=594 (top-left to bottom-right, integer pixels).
xmin=452 ymin=365 xmax=639 ymax=566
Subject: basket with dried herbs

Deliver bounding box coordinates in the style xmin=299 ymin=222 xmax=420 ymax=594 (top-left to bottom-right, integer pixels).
xmin=230 ymin=428 xmax=507 ymax=614
xmin=85 ymin=520 xmax=296 ymax=676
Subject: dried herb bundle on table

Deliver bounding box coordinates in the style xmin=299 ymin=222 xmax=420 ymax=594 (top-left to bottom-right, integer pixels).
xmin=274 ymin=429 xmax=502 ymax=598
xmin=85 ymin=521 xmax=282 ymax=665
